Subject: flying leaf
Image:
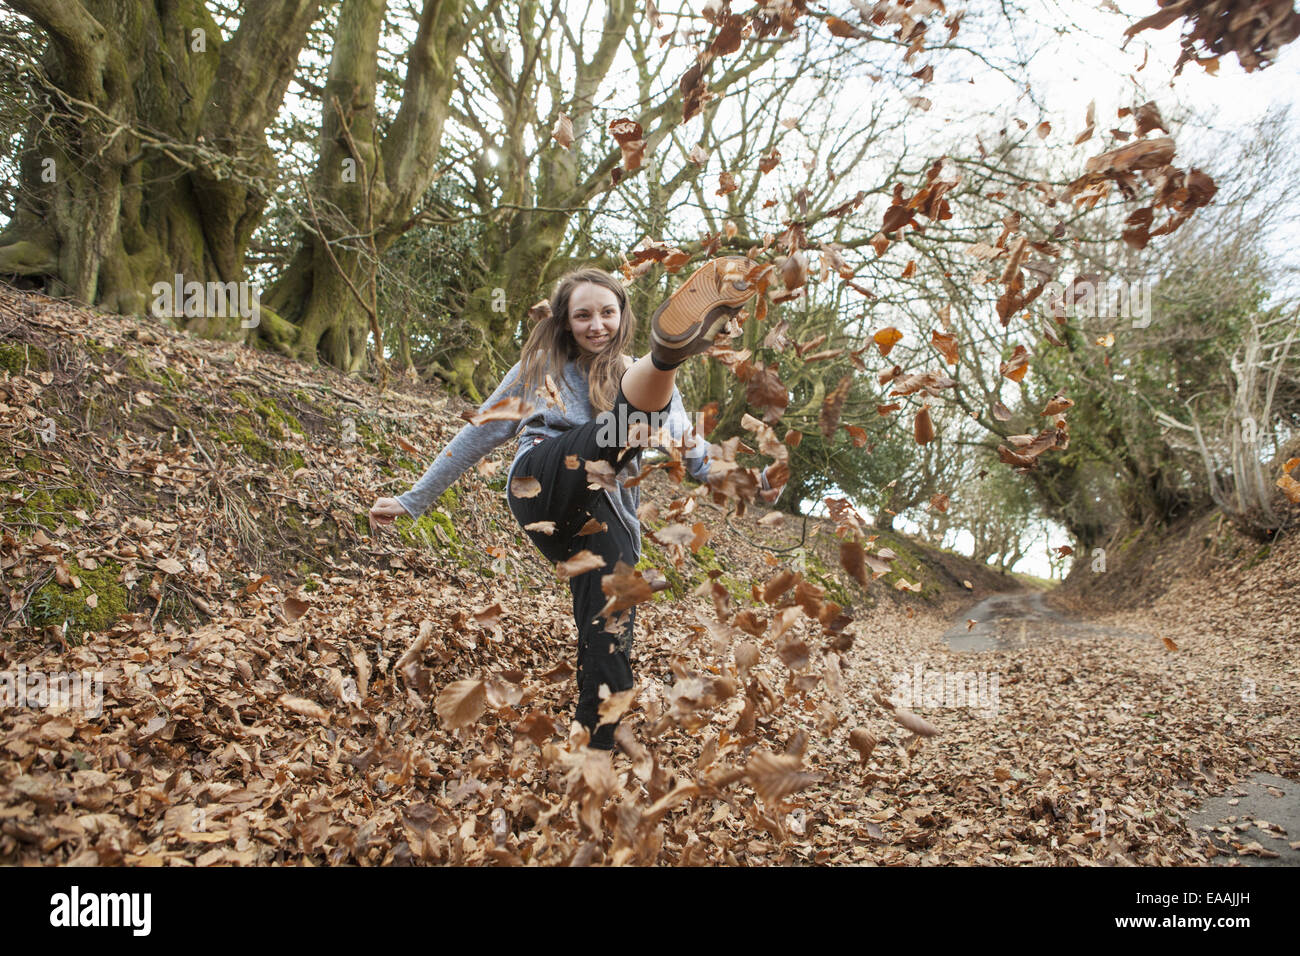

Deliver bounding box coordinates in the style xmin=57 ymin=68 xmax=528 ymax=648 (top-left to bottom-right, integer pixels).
xmin=892 ymin=707 xmax=938 ymax=737
xmin=609 ymin=117 xmax=645 ymax=173
xmin=744 ymin=750 xmax=821 ymax=803
xmin=435 ymin=679 xmax=487 ymax=730
xmin=552 ymin=113 xmax=574 ymax=149
xmin=471 ymin=396 xmax=535 ymax=425
xmin=999 ymin=345 xmax=1032 ymax=382
xmin=510 ymin=476 xmax=542 ymax=499
xmin=819 ymin=374 xmax=852 ymax=440
xmin=556 ymin=550 xmax=606 ymax=580
xmin=279 ymin=695 xmax=329 ymax=722
xmin=781 ymin=251 xmax=808 ymax=290
xmin=734 ymin=641 xmax=760 ymax=677
xmin=600 ymin=560 xmax=655 ymax=616
xmin=597 ymin=686 xmax=638 ymax=726
xmin=1276 ymin=474 xmax=1300 ymax=503
xmin=873 ymin=327 xmax=904 ymax=357
xmin=839 ymin=539 xmax=869 ymax=587
xmin=914 ymin=405 xmax=935 ymax=444
xmin=849 ymin=728 xmax=877 ymax=764
xmin=931 ymin=330 xmax=959 ymax=365
xmin=1041 ymin=394 xmax=1074 ymax=416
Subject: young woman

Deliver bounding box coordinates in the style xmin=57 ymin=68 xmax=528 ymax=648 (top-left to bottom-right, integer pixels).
xmin=369 ymin=259 xmax=787 ymax=749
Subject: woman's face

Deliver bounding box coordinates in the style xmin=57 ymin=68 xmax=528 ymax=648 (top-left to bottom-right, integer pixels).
xmin=567 ymin=281 xmax=622 ymax=356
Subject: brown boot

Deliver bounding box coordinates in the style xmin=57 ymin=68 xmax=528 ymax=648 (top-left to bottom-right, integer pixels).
xmin=650 ymin=256 xmax=757 ymax=368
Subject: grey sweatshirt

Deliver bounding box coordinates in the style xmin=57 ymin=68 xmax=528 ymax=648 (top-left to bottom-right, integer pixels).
xmin=396 ymin=358 xmax=728 ymax=561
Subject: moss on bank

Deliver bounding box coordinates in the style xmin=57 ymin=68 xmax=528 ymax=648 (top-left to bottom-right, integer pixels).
xmin=26 ymin=559 xmax=127 ymax=643
xmin=0 ymin=342 xmax=49 ymax=373
xmin=0 ymin=482 xmax=94 ymax=532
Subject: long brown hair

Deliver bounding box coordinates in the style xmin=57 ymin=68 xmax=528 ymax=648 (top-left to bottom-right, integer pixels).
xmin=518 ymin=268 xmax=636 ymax=414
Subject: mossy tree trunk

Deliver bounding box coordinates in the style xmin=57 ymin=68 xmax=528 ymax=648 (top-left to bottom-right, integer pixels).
xmin=257 ymin=0 xmax=475 ymax=373
xmin=0 ymin=0 xmax=320 ymax=329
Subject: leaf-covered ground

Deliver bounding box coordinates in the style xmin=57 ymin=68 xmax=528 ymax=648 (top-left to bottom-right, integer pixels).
xmin=0 ymin=287 xmax=1295 ymax=866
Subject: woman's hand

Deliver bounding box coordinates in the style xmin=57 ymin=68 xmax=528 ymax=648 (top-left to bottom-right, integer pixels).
xmin=369 ymin=496 xmax=410 ymax=526
xmin=759 ymin=464 xmax=787 ymax=504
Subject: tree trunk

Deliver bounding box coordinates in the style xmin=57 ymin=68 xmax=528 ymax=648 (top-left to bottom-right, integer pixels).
xmin=258 ymin=0 xmax=470 ymax=374
xmin=0 ymin=0 xmax=320 ymax=327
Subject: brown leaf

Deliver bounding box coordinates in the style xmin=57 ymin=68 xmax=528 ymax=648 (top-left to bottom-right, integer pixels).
xmin=849 ymin=728 xmax=877 ymax=764
xmin=999 ymin=345 xmax=1032 ymax=382
xmin=516 ymin=710 xmax=558 ymax=746
xmin=435 ymin=679 xmax=487 ymax=730
xmin=825 ymin=16 xmax=861 ymax=38
xmin=556 ymin=550 xmax=607 ymax=580
xmin=892 ymin=707 xmax=938 ymax=737
xmin=819 ymin=374 xmax=852 ymax=440
xmin=279 ymin=695 xmax=329 ymax=722
xmin=597 ymin=686 xmax=638 ymax=727
xmin=873 ymin=327 xmax=904 ymax=357
xmin=777 ymin=636 xmax=811 ymax=671
xmin=584 ymin=459 xmax=617 ymax=491
xmin=1133 ymin=101 xmax=1167 ymax=136
xmin=745 ymin=751 xmax=821 ymax=803
xmin=761 ymin=569 xmax=799 ymax=604
xmin=781 ymin=251 xmax=808 ymax=290
xmin=734 ymin=641 xmax=760 ymax=677
xmin=914 ymin=405 xmax=935 ymax=445
xmin=552 ymin=113 xmax=574 ymax=149
xmin=469 ymin=395 xmax=534 ymax=425
xmin=839 ymin=539 xmax=869 ymax=588
xmin=510 ymin=476 xmax=542 ymax=499
xmin=600 ymin=560 xmax=655 ymax=616
xmin=931 ymin=330 xmax=959 ymax=365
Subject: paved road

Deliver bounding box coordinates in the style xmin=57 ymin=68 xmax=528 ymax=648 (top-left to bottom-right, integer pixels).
xmin=1185 ymin=772 xmax=1300 ymax=866
xmin=940 ymin=589 xmax=1153 ymax=652
xmin=943 ymin=590 xmax=1298 ymax=866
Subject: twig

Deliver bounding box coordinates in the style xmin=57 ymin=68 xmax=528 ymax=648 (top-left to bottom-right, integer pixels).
xmin=186 ymin=427 xmax=216 ymax=469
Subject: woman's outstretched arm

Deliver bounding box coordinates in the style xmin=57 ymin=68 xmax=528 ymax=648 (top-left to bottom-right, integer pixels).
xmin=370 ymin=363 xmax=526 ymax=524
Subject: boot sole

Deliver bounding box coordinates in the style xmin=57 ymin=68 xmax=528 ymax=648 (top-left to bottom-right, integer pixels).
xmin=651 ymin=257 xmax=755 ymax=351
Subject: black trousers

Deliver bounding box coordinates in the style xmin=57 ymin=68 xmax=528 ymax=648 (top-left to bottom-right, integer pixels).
xmin=506 ymin=381 xmax=668 ymax=750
